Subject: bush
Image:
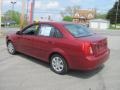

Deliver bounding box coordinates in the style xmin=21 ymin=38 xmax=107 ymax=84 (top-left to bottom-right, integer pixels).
xmin=63 ymin=16 xmax=73 ymax=22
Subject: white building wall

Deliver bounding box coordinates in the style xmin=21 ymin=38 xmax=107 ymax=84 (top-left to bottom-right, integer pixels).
xmin=89 ymin=19 xmax=110 ymax=30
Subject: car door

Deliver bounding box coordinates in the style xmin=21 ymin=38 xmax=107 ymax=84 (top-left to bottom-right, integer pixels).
xmin=18 ymin=24 xmax=40 ymax=56
xmin=33 ymin=23 xmax=63 ymax=61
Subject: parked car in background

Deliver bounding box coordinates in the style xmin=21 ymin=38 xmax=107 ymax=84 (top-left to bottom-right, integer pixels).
xmin=6 ymin=21 xmax=16 ymax=26
xmin=6 ymin=22 xmax=110 ymax=74
xmin=1 ymin=20 xmax=16 ymax=27
xmin=1 ymin=22 xmax=6 ymax=27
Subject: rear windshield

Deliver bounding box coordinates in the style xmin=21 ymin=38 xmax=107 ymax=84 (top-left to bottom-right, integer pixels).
xmin=64 ymin=24 xmax=93 ymax=37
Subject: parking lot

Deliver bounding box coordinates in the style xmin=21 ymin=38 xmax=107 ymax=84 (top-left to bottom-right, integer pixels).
xmin=0 ymin=29 xmax=120 ymax=90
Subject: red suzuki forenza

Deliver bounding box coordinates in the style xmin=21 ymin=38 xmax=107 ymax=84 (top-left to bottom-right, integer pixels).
xmin=6 ymin=22 xmax=110 ymax=74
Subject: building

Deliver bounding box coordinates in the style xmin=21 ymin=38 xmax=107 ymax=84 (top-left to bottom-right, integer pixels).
xmin=34 ymin=16 xmax=53 ymax=22
xmin=73 ymin=9 xmax=96 ymax=24
xmin=89 ymin=19 xmax=110 ymax=30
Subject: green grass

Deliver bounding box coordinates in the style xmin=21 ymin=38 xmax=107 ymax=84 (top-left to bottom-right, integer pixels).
xmin=109 ymin=24 xmax=120 ymax=30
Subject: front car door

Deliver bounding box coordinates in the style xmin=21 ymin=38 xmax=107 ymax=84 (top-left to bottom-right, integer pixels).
xmin=17 ymin=24 xmax=40 ymax=56
xmin=33 ymin=23 xmax=63 ymax=61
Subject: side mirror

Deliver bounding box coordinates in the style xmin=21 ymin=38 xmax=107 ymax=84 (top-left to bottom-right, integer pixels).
xmin=16 ymin=31 xmax=22 ymax=35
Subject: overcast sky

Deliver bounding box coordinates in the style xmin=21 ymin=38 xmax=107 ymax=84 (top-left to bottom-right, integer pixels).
xmin=2 ymin=0 xmax=117 ymax=21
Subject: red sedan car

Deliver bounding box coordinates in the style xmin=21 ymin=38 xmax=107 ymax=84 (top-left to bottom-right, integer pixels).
xmin=6 ymin=22 xmax=110 ymax=74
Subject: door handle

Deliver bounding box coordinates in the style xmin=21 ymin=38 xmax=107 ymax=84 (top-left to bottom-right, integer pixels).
xmin=17 ymin=36 xmax=21 ymax=39
xmin=26 ymin=38 xmax=31 ymax=40
xmin=48 ymin=41 xmax=54 ymax=44
xmin=22 ymin=38 xmax=31 ymax=40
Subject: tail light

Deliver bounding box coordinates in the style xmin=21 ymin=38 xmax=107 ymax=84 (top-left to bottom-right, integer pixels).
xmin=82 ymin=42 xmax=93 ymax=56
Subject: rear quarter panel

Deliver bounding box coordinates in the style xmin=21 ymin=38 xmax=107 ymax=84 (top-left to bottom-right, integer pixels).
xmin=48 ymin=38 xmax=84 ymax=69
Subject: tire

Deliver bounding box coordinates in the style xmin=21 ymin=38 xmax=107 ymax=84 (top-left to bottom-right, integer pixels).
xmin=7 ymin=41 xmax=16 ymax=55
xmin=50 ymin=54 xmax=68 ymax=74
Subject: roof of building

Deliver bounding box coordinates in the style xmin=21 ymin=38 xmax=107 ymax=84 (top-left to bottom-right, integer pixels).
xmin=73 ymin=9 xmax=96 ymax=19
xmin=89 ymin=19 xmax=110 ymax=23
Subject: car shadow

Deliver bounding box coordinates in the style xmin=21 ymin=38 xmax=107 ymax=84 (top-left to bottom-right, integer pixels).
xmin=17 ymin=53 xmax=50 ymax=68
xmin=67 ymin=65 xmax=104 ymax=79
xmin=17 ymin=53 xmax=104 ymax=79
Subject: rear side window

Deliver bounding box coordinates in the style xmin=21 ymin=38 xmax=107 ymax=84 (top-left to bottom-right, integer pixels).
xmin=38 ymin=24 xmax=52 ymax=36
xmin=38 ymin=24 xmax=63 ymax=38
xmin=54 ymin=28 xmax=63 ymax=38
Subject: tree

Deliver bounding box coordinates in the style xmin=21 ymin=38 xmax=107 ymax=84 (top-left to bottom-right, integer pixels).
xmin=5 ymin=10 xmax=21 ymax=24
xmin=2 ymin=10 xmax=27 ymax=25
xmin=63 ymin=16 xmax=73 ymax=22
xmin=106 ymin=0 xmax=120 ymax=24
xmin=96 ymin=13 xmax=107 ymax=19
xmin=60 ymin=6 xmax=80 ymax=17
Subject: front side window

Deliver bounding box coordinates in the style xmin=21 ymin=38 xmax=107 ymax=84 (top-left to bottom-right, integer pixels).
xmin=22 ymin=24 xmax=39 ymax=35
xmin=64 ymin=24 xmax=93 ymax=37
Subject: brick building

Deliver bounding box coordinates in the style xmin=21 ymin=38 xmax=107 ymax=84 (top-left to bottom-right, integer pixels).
xmin=73 ymin=9 xmax=96 ymax=24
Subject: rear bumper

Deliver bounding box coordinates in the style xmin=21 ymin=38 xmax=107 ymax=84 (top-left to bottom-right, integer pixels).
xmin=70 ymin=49 xmax=110 ymax=70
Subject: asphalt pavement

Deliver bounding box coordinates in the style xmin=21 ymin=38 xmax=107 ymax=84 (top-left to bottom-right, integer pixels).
xmin=0 ymin=28 xmax=120 ymax=90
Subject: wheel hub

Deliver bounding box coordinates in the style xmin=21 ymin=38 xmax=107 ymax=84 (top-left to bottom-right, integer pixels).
xmin=52 ymin=57 xmax=64 ymax=72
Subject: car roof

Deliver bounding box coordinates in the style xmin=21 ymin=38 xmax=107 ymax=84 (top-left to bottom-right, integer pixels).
xmin=33 ymin=21 xmax=76 ymax=26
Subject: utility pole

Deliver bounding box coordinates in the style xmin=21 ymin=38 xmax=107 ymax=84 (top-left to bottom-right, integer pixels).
xmin=26 ymin=0 xmax=29 ymax=24
xmin=0 ymin=0 xmax=3 ymax=35
xmin=29 ymin=0 xmax=35 ymax=24
xmin=115 ymin=0 xmax=119 ymax=28
xmin=20 ymin=0 xmax=25 ymax=29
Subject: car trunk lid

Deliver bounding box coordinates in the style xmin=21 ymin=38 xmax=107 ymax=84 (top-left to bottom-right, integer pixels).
xmin=77 ymin=34 xmax=108 ymax=56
